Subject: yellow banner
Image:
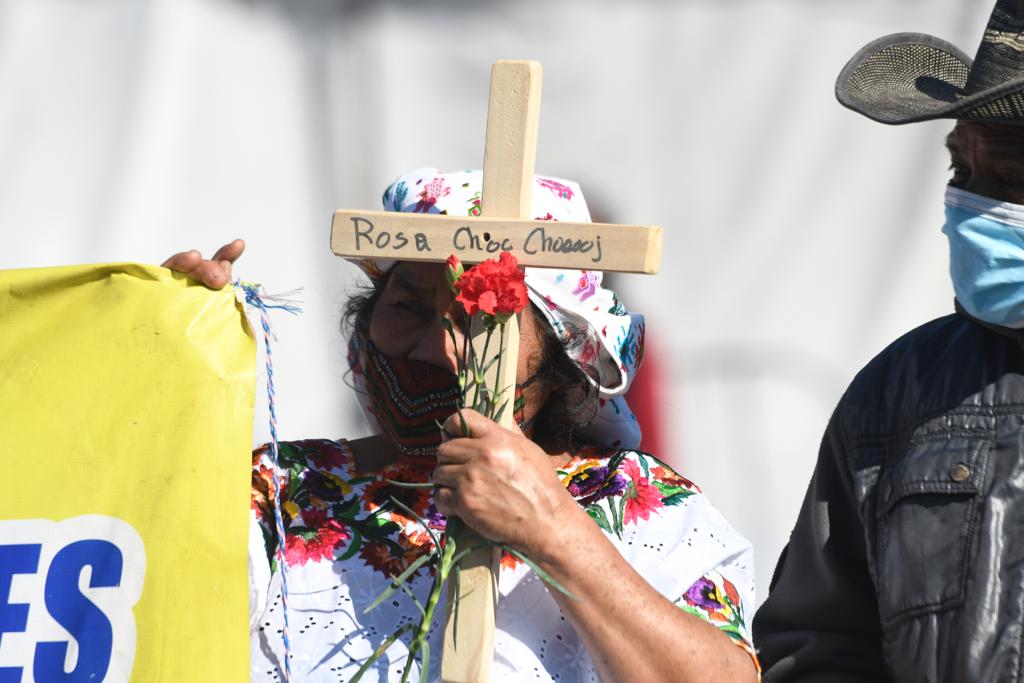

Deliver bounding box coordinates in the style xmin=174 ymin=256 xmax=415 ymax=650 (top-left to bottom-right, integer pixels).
xmin=0 ymin=263 xmax=255 ymax=681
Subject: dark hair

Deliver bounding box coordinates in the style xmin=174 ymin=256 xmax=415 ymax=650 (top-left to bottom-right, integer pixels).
xmin=527 ymin=307 xmax=599 ymax=453
xmin=341 ymin=274 xmax=598 ymax=453
xmin=341 ymin=272 xmax=389 ymax=339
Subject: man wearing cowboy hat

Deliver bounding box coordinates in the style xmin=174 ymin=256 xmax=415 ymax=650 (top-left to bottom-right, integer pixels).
xmin=754 ymin=1 xmax=1024 ymax=680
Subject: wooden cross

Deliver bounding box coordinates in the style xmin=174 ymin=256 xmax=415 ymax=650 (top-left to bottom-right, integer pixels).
xmin=332 ymin=60 xmax=662 ymax=682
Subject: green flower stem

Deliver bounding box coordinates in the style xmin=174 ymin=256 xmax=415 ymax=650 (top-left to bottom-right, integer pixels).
xmin=397 ymin=527 xmax=458 ymax=682
xmin=493 ymin=321 xmax=506 ymax=422
xmin=471 ymin=325 xmax=494 ymax=410
xmin=349 ymin=623 xmax=414 ymax=683
xmin=461 ymin=321 xmax=470 ymax=406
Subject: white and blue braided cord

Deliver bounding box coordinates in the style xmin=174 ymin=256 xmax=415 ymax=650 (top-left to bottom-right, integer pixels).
xmin=237 ymin=282 xmax=301 ymax=682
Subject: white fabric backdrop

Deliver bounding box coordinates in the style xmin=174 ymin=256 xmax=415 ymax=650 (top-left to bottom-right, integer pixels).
xmin=0 ymin=0 xmax=992 ymax=604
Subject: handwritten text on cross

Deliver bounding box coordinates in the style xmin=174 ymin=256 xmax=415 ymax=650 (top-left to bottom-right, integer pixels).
xmin=331 ymin=210 xmax=662 ymax=274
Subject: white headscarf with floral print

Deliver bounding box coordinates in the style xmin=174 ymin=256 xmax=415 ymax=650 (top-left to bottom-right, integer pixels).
xmin=350 ymin=168 xmax=645 ymax=450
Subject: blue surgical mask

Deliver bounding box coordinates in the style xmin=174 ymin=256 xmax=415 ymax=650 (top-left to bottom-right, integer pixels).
xmin=943 ymin=186 xmax=1024 ymax=328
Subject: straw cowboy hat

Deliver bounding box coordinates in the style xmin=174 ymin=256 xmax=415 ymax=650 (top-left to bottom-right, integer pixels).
xmin=836 ymin=0 xmax=1024 ymax=124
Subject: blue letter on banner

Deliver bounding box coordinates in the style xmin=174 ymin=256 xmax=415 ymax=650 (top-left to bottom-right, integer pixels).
xmin=34 ymin=540 xmax=122 ymax=682
xmin=0 ymin=544 xmax=41 ymax=683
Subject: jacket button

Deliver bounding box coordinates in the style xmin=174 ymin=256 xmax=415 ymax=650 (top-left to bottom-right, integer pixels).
xmin=950 ymin=463 xmax=971 ymax=482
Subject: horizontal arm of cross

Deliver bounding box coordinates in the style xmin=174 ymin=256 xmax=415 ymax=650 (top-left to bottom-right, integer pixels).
xmin=331 ymin=210 xmax=662 ymax=274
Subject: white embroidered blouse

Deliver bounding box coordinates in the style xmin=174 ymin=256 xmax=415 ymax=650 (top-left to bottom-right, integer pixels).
xmin=248 ymin=438 xmax=757 ymax=681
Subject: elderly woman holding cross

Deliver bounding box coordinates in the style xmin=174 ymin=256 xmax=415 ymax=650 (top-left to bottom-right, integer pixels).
xmin=165 ymin=169 xmax=759 ymax=681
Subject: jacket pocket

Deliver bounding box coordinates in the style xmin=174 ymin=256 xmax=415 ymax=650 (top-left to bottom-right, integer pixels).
xmin=876 ymin=435 xmax=990 ymax=624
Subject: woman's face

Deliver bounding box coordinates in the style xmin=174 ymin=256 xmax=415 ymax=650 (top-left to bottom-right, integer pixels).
xmin=368 ymin=261 xmax=548 ymax=429
xmin=947 ymin=122 xmax=1024 ymax=203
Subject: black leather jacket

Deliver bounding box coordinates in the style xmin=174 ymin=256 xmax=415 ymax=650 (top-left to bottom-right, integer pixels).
xmin=754 ymin=307 xmax=1024 ymax=682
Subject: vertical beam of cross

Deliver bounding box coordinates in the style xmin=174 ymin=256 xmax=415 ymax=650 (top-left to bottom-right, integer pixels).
xmin=440 ymin=60 xmax=543 ymax=683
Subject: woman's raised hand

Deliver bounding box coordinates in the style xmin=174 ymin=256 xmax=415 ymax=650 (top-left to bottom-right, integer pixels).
xmin=161 ymin=239 xmax=245 ymax=290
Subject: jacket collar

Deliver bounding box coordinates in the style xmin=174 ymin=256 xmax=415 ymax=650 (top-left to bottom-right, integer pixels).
xmin=954 ymin=298 xmax=1024 ymax=345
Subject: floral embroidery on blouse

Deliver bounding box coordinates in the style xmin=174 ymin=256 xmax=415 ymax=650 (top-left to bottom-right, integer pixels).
xmin=560 ymin=451 xmax=699 ymax=538
xmin=250 ymin=439 xmax=757 ymax=663
xmin=679 ymin=570 xmax=760 ymax=672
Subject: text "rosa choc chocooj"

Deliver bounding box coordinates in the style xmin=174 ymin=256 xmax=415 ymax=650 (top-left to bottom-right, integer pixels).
xmin=348 ymin=217 xmax=604 ymax=263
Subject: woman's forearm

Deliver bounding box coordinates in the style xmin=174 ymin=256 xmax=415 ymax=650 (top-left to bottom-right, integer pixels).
xmin=530 ymin=501 xmax=757 ymax=683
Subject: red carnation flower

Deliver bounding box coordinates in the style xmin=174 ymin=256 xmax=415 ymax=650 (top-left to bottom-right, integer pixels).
xmin=452 ymin=252 xmax=528 ymax=322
